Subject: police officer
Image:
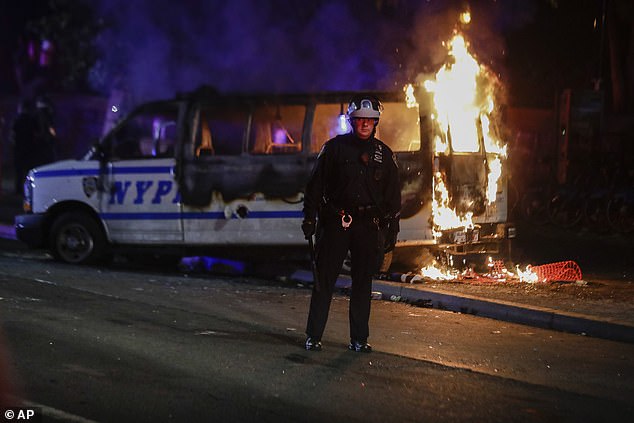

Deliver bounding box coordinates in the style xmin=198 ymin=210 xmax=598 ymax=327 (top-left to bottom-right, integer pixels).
xmin=302 ymin=95 xmax=401 ymax=352
xmin=33 ymin=95 xmax=58 ymax=165
xmin=11 ymin=99 xmax=37 ymax=194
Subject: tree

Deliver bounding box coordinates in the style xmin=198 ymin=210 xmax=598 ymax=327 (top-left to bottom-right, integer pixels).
xmin=21 ymin=0 xmax=102 ymax=93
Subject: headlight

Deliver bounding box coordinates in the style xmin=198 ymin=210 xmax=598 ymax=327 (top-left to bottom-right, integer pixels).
xmin=22 ymin=174 xmax=34 ymax=213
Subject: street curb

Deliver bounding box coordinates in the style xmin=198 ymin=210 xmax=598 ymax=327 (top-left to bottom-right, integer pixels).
xmin=291 ymin=270 xmax=634 ymax=344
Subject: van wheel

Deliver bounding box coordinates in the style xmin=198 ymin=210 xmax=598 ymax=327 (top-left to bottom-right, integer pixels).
xmin=49 ymin=212 xmax=108 ymax=264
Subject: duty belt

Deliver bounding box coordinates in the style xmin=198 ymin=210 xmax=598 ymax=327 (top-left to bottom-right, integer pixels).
xmin=351 ymin=205 xmax=380 ymax=217
xmin=326 ymin=203 xmax=379 ymax=218
xmin=325 ymin=204 xmax=381 ymax=230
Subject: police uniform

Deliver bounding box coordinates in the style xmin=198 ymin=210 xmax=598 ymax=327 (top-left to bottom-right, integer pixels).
xmin=303 ymin=121 xmax=401 ymax=351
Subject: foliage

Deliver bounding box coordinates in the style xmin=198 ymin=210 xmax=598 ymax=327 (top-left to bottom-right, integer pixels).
xmin=24 ymin=0 xmax=103 ymax=92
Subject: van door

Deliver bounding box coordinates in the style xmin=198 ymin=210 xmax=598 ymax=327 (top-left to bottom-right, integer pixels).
xmin=100 ymin=102 xmax=183 ymax=244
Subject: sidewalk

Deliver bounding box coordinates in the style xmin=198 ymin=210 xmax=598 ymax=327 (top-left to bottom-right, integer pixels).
xmin=1 ymin=175 xmax=633 ymax=344
xmin=291 ymin=270 xmax=634 ymax=344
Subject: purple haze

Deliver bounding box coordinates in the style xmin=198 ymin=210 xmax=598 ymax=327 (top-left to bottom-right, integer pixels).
xmin=91 ymin=0 xmax=533 ymax=103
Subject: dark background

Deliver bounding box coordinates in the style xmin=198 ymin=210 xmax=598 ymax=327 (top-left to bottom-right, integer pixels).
xmin=1 ymin=0 xmax=631 ymax=110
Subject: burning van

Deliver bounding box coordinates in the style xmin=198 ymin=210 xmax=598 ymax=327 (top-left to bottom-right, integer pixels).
xmin=14 ymin=83 xmax=512 ymax=271
xmin=15 ymin=32 xmax=512 ymax=270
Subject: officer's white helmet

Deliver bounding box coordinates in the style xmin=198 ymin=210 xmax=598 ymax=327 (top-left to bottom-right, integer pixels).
xmin=347 ymin=96 xmax=383 ymax=119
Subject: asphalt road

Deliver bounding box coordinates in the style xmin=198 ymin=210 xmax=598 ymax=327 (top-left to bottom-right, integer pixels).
xmin=0 ymin=246 xmax=633 ymax=422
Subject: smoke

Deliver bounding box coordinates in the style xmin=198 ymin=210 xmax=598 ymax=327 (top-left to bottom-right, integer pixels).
xmin=405 ymin=0 xmax=539 ymax=83
xmin=90 ymin=0 xmax=396 ymax=102
xmin=90 ymin=0 xmax=538 ymax=103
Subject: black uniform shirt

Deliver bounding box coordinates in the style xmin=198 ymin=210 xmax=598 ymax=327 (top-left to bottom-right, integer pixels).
xmin=303 ymin=132 xmax=401 ymax=221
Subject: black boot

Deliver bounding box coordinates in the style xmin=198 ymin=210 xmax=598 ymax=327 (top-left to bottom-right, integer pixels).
xmin=305 ymin=337 xmax=322 ymax=351
xmin=348 ymin=340 xmax=372 ymax=353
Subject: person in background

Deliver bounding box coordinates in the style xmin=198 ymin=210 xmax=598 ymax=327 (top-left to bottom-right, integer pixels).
xmin=301 ymin=95 xmax=401 ymax=353
xmin=10 ymin=99 xmax=37 ymax=194
xmin=33 ymin=95 xmax=58 ymax=166
xmin=10 ymin=96 xmax=58 ymax=194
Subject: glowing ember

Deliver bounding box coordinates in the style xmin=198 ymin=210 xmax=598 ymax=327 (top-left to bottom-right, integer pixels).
xmin=460 ymin=11 xmax=471 ymax=25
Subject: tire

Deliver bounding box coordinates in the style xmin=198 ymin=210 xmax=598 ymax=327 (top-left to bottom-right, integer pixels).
xmin=49 ymin=211 xmax=108 ymax=264
xmin=583 ymin=196 xmax=610 ymax=233
xmin=607 ymin=196 xmax=634 ymax=234
xmin=520 ymin=191 xmax=549 ymax=225
xmin=548 ymin=192 xmax=583 ymax=228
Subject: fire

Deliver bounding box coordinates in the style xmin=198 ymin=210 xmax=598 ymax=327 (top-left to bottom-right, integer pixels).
xmin=459 ymin=11 xmax=471 ymax=25
xmin=431 ymin=171 xmax=474 ymax=236
xmin=424 ymin=34 xmax=481 ymax=153
xmin=397 ymin=17 xmax=579 ymax=286
xmin=516 ymin=265 xmax=540 ymax=283
xmin=415 ymin=31 xmax=506 ymax=232
xmin=403 ymin=84 xmax=417 ymax=109
xmin=486 ymin=156 xmax=502 ymax=203
xmin=402 ymin=24 xmax=516 ymax=281
xmin=420 ymin=263 xmax=455 ymax=280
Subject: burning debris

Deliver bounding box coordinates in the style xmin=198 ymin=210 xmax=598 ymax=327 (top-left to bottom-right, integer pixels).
xmin=516 ymin=261 xmax=584 ymax=284
xmin=381 ymin=259 xmax=583 ymax=284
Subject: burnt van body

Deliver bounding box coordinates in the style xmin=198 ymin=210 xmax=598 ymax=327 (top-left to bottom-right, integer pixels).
xmin=15 ymin=88 xmax=511 ymax=269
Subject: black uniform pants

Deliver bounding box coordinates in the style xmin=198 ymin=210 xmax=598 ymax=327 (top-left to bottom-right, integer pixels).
xmin=305 ymin=215 xmax=381 ymax=343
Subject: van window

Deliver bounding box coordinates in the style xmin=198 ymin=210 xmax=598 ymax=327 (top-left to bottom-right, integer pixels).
xmin=310 ymin=101 xmax=421 ymax=153
xmin=376 ymin=102 xmax=421 ymax=152
xmin=108 ymin=106 xmax=178 ymax=160
xmin=195 ymin=106 xmax=248 ymax=157
xmin=311 ymin=103 xmax=351 ymax=153
xmin=248 ymin=105 xmax=305 ymax=154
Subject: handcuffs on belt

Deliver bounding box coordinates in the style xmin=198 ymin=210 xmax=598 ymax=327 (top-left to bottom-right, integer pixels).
xmin=341 ymin=213 xmax=352 ymax=229
xmin=339 ymin=212 xmax=379 ymax=230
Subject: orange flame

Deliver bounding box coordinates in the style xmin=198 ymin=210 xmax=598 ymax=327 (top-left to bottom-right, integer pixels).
xmin=421 ymin=32 xmax=506 ymax=232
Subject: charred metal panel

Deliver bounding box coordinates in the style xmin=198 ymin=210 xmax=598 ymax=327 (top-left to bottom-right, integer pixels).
xmin=395 ymin=151 xmax=431 ymax=219
xmin=179 ymin=155 xmax=315 ymax=206
xmin=437 ymin=154 xmax=488 ymax=216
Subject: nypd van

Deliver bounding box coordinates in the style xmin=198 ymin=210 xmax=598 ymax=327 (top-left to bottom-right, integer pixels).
xmin=15 ymin=87 xmax=511 ymax=268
